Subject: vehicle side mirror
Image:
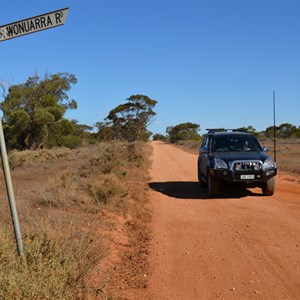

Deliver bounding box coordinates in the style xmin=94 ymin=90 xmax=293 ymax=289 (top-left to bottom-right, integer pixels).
xmin=263 ymin=146 xmax=269 ymax=152
xmin=199 ymin=147 xmax=208 ymax=155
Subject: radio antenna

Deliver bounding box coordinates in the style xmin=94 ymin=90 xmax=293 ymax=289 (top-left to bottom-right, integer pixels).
xmin=273 ymin=91 xmax=277 ymax=162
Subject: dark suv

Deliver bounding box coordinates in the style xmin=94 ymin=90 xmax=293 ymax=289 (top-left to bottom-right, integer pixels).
xmin=198 ymin=130 xmax=277 ymax=196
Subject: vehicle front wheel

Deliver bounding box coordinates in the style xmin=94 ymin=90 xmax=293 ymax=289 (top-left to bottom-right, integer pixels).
xmin=208 ymin=171 xmax=221 ymax=197
xmin=262 ymin=177 xmax=275 ymax=196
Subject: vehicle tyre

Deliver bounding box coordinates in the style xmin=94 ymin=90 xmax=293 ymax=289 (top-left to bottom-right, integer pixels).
xmin=197 ymin=161 xmax=201 ymax=182
xmin=200 ymin=178 xmax=207 ymax=187
xmin=198 ymin=161 xmax=207 ymax=187
xmin=262 ymin=177 xmax=275 ymax=196
xmin=208 ymin=171 xmax=220 ymax=197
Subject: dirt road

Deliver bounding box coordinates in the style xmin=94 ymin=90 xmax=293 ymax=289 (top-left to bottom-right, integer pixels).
xmin=145 ymin=142 xmax=300 ymax=300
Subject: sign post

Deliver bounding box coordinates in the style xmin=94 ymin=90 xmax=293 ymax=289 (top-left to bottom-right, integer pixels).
xmin=0 ymin=120 xmax=24 ymax=256
xmin=0 ymin=7 xmax=69 ymax=256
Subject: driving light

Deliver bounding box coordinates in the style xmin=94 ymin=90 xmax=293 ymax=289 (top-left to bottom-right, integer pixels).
xmin=214 ymin=158 xmax=228 ymax=169
xmin=253 ymin=162 xmax=261 ymax=171
xmin=235 ymin=163 xmax=241 ymax=171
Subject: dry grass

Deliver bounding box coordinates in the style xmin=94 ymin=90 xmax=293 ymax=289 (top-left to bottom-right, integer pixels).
xmin=8 ymin=147 xmax=79 ymax=169
xmin=0 ymin=141 xmax=152 ymax=299
xmin=0 ymin=224 xmax=106 ymax=300
xmin=260 ymin=140 xmax=300 ymax=176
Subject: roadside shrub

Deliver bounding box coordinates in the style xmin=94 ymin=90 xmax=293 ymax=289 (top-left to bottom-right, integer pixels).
xmin=89 ymin=143 xmax=122 ymax=174
xmin=152 ymin=133 xmax=167 ymax=141
xmin=0 ymin=229 xmax=74 ymax=300
xmin=8 ymin=147 xmax=76 ymax=169
xmin=88 ymin=173 xmax=127 ymax=210
xmin=60 ymin=135 xmax=83 ymax=149
xmin=0 ymin=225 xmax=106 ymax=300
xmin=39 ymin=171 xmax=81 ymax=207
xmin=125 ymin=142 xmax=145 ymax=167
xmin=87 ymin=136 xmax=98 ymax=144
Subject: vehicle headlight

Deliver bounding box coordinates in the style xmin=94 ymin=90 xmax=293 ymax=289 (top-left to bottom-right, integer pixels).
xmin=214 ymin=158 xmax=228 ymax=169
xmin=263 ymin=158 xmax=276 ymax=170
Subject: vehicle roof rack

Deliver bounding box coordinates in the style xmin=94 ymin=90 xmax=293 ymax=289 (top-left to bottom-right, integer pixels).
xmin=206 ymin=128 xmax=236 ymax=133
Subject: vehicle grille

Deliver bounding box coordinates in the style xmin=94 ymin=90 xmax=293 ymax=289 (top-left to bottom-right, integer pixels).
xmin=232 ymin=161 xmax=262 ymax=172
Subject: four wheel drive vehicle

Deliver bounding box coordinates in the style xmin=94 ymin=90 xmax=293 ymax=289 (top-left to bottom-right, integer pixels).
xmin=198 ymin=130 xmax=277 ymax=197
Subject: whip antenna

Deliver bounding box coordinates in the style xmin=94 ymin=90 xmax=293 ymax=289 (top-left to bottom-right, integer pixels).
xmin=273 ymin=91 xmax=277 ymax=162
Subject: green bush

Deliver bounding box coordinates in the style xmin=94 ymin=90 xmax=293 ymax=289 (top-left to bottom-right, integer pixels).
xmin=59 ymin=136 xmax=83 ymax=149
xmin=152 ymin=133 xmax=167 ymax=141
xmin=87 ymin=136 xmax=98 ymax=144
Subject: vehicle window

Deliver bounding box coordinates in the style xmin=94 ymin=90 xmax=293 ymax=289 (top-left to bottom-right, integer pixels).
xmin=204 ymin=137 xmax=209 ymax=148
xmin=201 ymin=136 xmax=209 ymax=148
xmin=212 ymin=135 xmax=262 ymax=152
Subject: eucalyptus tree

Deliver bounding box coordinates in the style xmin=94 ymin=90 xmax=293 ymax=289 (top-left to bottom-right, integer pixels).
xmin=105 ymin=94 xmax=157 ymax=142
xmin=0 ymin=73 xmax=77 ymax=149
xmin=167 ymin=122 xmax=201 ymax=143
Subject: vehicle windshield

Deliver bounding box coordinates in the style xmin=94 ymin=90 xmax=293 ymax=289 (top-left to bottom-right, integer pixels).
xmin=212 ymin=135 xmax=262 ymax=152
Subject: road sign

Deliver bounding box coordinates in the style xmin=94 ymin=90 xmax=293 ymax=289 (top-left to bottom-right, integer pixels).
xmin=0 ymin=7 xmax=69 ymax=256
xmin=0 ymin=7 xmax=69 ymax=42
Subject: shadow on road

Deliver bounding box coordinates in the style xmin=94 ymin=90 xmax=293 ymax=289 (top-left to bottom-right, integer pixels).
xmin=148 ymin=181 xmax=262 ymax=200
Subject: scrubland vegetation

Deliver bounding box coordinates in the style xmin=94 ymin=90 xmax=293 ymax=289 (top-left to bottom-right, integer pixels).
xmin=1 ymin=71 xmax=299 ymax=299
xmin=0 ymin=142 xmax=151 ymax=299
xmin=0 ymin=73 xmax=156 ymax=299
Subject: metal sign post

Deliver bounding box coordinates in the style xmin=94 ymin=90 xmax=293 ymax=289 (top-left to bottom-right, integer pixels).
xmin=0 ymin=119 xmax=24 ymax=256
xmin=0 ymin=7 xmax=69 ymax=256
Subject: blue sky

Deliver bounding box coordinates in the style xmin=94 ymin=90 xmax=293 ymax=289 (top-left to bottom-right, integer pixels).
xmin=1 ymin=0 xmax=300 ymax=135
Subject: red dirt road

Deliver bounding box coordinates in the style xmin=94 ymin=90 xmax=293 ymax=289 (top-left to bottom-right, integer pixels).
xmin=145 ymin=142 xmax=300 ymax=300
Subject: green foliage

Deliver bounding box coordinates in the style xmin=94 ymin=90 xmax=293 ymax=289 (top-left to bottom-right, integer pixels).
xmin=46 ymin=119 xmax=76 ymax=148
xmin=152 ymin=133 xmax=168 ymax=141
xmin=94 ymin=122 xmax=116 ymax=142
xmin=104 ymin=94 xmax=157 ymax=142
xmin=236 ymin=125 xmax=259 ymax=136
xmin=263 ymin=123 xmax=300 ymax=139
xmin=167 ymin=122 xmax=201 ymax=143
xmin=11 ymin=110 xmax=30 ymax=129
xmin=1 ymin=73 xmax=78 ymax=150
xmin=138 ymin=129 xmax=152 ymax=142
xmin=164 ymin=123 xmax=300 ymax=141
xmin=33 ymin=108 xmax=55 ymax=124
xmin=59 ymin=135 xmax=83 ymax=149
xmin=87 ymin=135 xmax=98 ymax=144
xmin=277 ymin=123 xmax=300 ymax=138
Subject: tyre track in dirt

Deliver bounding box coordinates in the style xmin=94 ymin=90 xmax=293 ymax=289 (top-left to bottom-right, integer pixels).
xmin=144 ymin=142 xmax=300 ymax=300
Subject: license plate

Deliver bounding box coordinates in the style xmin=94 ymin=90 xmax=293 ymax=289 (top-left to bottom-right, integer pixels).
xmin=241 ymin=174 xmax=255 ymax=180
